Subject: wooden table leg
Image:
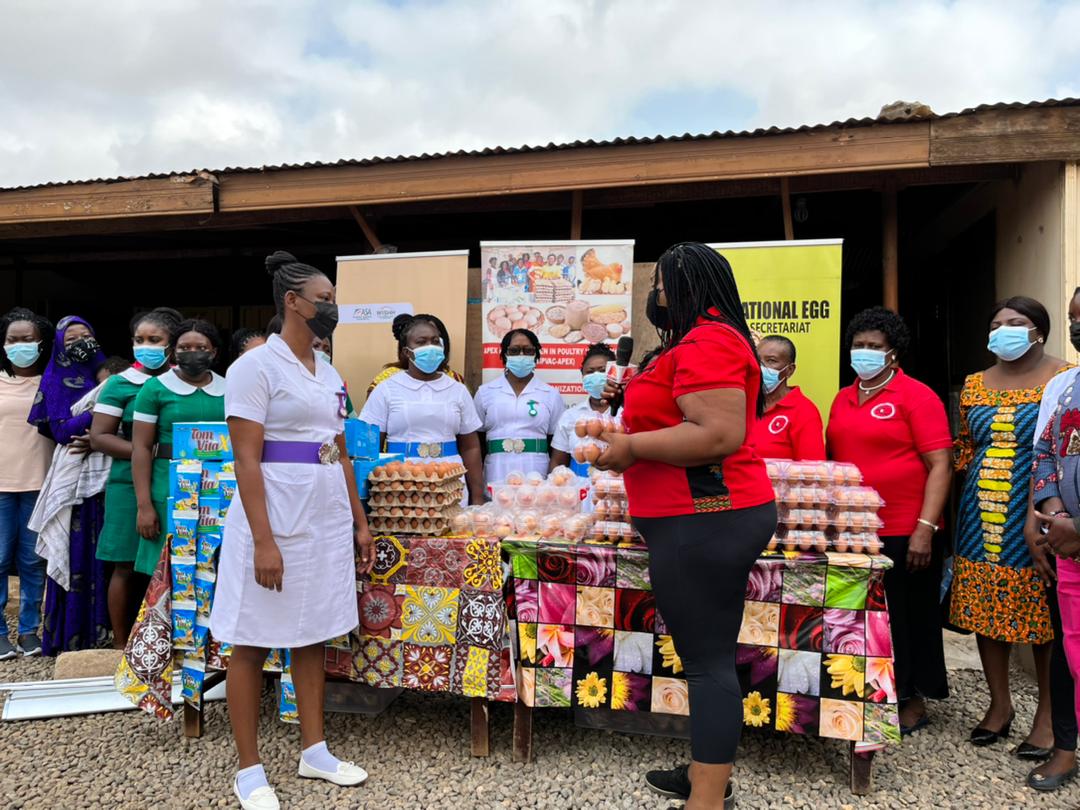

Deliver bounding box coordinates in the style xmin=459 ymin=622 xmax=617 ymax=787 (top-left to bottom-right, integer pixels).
xmin=182 ymin=671 xmax=227 ymax=739
xmin=470 ymin=697 xmax=490 ymax=757
xmin=849 ymin=742 xmax=875 ymax=795
xmin=183 ymin=698 xmax=204 ymax=738
xmin=512 ymin=701 xmax=533 ymax=764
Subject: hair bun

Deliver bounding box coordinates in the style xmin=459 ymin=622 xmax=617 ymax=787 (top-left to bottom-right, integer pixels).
xmin=391 ymin=313 xmax=413 ymax=341
xmin=266 ymin=250 xmax=298 ymax=276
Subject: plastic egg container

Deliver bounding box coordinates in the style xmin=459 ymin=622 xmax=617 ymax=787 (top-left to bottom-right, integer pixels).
xmin=832 ymin=532 xmax=883 ymax=554
xmin=764 ymin=459 xmax=863 ymax=487
xmin=572 ymin=437 xmax=608 ymax=465
xmin=592 ymin=474 xmax=627 ymax=500
xmin=593 ymin=499 xmax=631 ymax=523
xmin=831 ymin=486 xmax=886 ymax=513
xmin=590 ymin=521 xmax=636 ymax=543
xmin=573 ymin=415 xmax=625 ymax=440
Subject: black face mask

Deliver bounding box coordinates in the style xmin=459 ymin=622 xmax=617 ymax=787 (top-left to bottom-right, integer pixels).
xmin=297 ymin=296 xmax=339 ymax=340
xmin=66 ymin=338 xmax=99 ymax=364
xmin=646 ymin=288 xmax=671 ymax=331
xmin=175 ymin=351 xmax=214 ymax=378
xmin=1070 ymin=321 xmax=1080 ymax=353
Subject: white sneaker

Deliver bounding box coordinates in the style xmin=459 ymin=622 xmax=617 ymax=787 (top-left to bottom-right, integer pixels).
xmin=233 ymin=778 xmax=280 ymax=810
xmin=298 ymin=756 xmax=368 ymax=786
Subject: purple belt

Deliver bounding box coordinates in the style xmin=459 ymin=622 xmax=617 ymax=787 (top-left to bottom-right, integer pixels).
xmin=261 ymin=440 xmax=341 ymax=465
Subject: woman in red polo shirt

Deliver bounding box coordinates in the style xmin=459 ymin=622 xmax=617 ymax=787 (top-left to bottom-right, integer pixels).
xmin=597 ymin=243 xmax=776 ymax=810
xmin=750 ymin=335 xmax=825 ymax=461
xmin=826 ymin=306 xmax=952 ymax=735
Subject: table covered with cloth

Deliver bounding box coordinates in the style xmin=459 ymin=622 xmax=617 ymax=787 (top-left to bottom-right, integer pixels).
xmin=116 ymin=533 xmax=516 ymax=723
xmin=324 ymin=533 xmax=516 ymax=702
xmin=503 ymin=536 xmax=901 ymax=747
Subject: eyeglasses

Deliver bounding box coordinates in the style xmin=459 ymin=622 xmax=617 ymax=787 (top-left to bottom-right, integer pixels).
xmin=505 ymin=347 xmax=537 ymax=357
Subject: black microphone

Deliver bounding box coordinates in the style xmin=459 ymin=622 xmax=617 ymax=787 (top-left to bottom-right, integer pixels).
xmin=614 ymin=336 xmax=634 ymax=384
xmin=611 ymin=336 xmax=634 ymax=415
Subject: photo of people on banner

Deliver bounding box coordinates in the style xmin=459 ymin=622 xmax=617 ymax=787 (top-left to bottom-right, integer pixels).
xmin=480 ymin=241 xmax=635 ymax=399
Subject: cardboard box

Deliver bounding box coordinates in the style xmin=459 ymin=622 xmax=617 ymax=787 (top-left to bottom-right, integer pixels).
xmin=173 ymin=422 xmax=233 ymax=461
xmin=345 ymin=419 xmax=382 ymax=459
xmin=352 ymin=452 xmax=405 ymax=498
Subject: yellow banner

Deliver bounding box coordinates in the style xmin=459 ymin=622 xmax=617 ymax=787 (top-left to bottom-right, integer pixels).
xmin=710 ymin=239 xmax=843 ymax=422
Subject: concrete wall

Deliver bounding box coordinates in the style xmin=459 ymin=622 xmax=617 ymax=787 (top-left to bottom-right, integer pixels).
xmin=995 ymin=161 xmax=1078 ymax=357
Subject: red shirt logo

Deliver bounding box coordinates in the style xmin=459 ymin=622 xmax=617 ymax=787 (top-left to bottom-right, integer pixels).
xmin=870 ymin=402 xmax=897 ymax=420
xmin=767 ymin=415 xmax=790 ymax=435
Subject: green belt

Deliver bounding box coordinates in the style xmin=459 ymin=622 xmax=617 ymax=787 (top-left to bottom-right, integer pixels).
xmin=487 ymin=438 xmax=549 ymax=454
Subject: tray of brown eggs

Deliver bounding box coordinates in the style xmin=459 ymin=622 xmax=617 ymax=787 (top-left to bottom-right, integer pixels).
xmin=369 ymin=460 xmax=467 ymax=486
xmin=589 ymin=521 xmax=636 ymax=543
xmin=368 ymin=515 xmax=453 ymax=536
xmin=591 ymin=472 xmax=627 ymax=499
xmin=368 ymin=505 xmax=460 ymax=520
xmin=765 ymin=459 xmax=863 ymax=487
xmin=592 ymin=498 xmax=631 ymax=523
xmin=368 ymin=489 xmax=460 ymax=508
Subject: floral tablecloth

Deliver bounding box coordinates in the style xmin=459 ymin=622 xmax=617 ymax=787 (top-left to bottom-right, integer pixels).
xmin=324 ymin=534 xmax=517 ymax=702
xmin=503 ymin=537 xmax=900 ymax=746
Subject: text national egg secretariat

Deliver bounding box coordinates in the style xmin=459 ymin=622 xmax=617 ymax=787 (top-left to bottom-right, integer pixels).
xmin=742 ymin=300 xmax=832 ymax=320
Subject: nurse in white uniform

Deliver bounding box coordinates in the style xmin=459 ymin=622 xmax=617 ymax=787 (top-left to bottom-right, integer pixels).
xmin=359 ymin=315 xmax=486 ymax=505
xmin=210 ymin=251 xmax=373 ymax=810
xmin=474 ymin=329 xmax=565 ymax=486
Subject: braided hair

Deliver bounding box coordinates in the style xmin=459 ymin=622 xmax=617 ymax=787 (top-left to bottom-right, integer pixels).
xmin=392 ymin=313 xmax=452 ymax=372
xmin=230 ymin=328 xmax=264 ymax=360
xmin=266 ymin=250 xmax=328 ymax=316
xmin=130 ymin=306 xmax=183 ymax=338
xmin=0 ymin=307 xmax=54 ymax=376
xmin=654 ymin=242 xmax=764 ymax=417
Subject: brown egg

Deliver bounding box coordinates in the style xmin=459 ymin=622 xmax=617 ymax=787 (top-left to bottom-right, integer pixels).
xmin=572 ymin=445 xmax=587 ymax=464
xmin=586 ymin=419 xmax=603 ymax=438
xmin=575 ymin=419 xmax=588 ymax=438
xmin=582 ymin=443 xmax=601 ymax=463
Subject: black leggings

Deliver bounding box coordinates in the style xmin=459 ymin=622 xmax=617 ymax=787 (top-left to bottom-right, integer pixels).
xmin=635 ymin=502 xmax=777 ymax=764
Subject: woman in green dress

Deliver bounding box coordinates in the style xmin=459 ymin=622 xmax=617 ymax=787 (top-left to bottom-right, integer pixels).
xmin=132 ymin=319 xmax=225 ymax=576
xmin=90 ymin=307 xmax=181 ymax=647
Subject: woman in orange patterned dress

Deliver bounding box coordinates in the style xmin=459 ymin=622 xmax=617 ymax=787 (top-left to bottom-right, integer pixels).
xmin=954 ymin=296 xmax=1069 ymax=755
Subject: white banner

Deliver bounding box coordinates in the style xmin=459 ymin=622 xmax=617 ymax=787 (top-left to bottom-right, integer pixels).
xmin=337 ymin=302 xmax=414 ymax=325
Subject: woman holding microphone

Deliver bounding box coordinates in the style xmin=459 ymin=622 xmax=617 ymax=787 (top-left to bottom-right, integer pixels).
xmin=210 ymin=251 xmax=374 ymax=810
xmin=596 ymin=243 xmax=775 ymax=810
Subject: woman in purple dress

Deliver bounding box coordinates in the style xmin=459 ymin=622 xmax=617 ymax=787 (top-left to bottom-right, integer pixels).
xmin=29 ymin=316 xmax=109 ymax=654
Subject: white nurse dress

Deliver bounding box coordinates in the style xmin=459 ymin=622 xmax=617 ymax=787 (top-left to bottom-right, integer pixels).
xmin=474 ymin=374 xmax=565 ymax=485
xmin=209 ymin=334 xmax=359 ymax=649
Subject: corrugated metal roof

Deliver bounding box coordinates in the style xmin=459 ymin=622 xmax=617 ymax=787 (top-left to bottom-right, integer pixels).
xmin=4 ymin=97 xmax=1077 ymax=193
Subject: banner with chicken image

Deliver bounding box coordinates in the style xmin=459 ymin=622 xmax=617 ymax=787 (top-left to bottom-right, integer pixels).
xmin=480 ymin=240 xmax=635 ymax=400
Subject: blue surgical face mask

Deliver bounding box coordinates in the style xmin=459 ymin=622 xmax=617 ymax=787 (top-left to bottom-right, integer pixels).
xmin=315 ymin=350 xmax=332 ymax=365
xmin=760 ymin=364 xmax=786 ymax=394
xmin=5 ymin=342 xmax=41 ymax=369
xmin=133 ymin=345 xmax=168 ymax=370
xmin=506 ymin=355 xmax=537 ymax=379
xmin=410 ymin=344 xmax=445 ymax=375
xmin=582 ymin=371 xmax=608 ymax=399
xmin=987 ymin=325 xmax=1036 ymax=361
xmin=850 ymin=348 xmax=890 ymax=380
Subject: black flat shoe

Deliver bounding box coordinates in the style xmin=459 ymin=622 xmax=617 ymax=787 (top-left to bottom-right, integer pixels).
xmin=1015 ymin=742 xmax=1053 ymax=761
xmin=970 ymin=710 xmax=1015 ymax=746
xmin=900 ymin=715 xmax=930 ymax=736
xmin=667 ymin=786 xmax=735 ymax=810
xmin=1027 ymin=765 xmax=1078 ymax=792
xmin=652 ymin=774 xmax=733 ymax=809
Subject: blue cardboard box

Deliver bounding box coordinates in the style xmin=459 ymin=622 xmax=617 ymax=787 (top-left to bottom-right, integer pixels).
xmin=173 ymin=422 xmax=233 ymax=461
xmin=353 ymin=452 xmax=405 ymax=498
xmin=344 ymin=419 xmax=382 ymax=459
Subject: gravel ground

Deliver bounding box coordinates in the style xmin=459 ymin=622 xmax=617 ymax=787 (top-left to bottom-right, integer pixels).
xmin=1 ymin=603 xmax=1077 ymax=808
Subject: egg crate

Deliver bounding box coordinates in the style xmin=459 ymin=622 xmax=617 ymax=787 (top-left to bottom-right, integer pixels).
xmin=367 ymin=490 xmax=460 ymax=508
xmin=367 ymin=514 xmax=453 ymax=536
xmin=367 ymin=478 xmax=466 ymax=495
xmin=368 ymin=504 xmax=462 ymax=520
xmin=368 ymin=462 xmax=467 ymax=484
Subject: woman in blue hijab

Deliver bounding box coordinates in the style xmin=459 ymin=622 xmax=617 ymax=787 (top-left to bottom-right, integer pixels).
xmin=30 ymin=316 xmax=109 ymax=654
